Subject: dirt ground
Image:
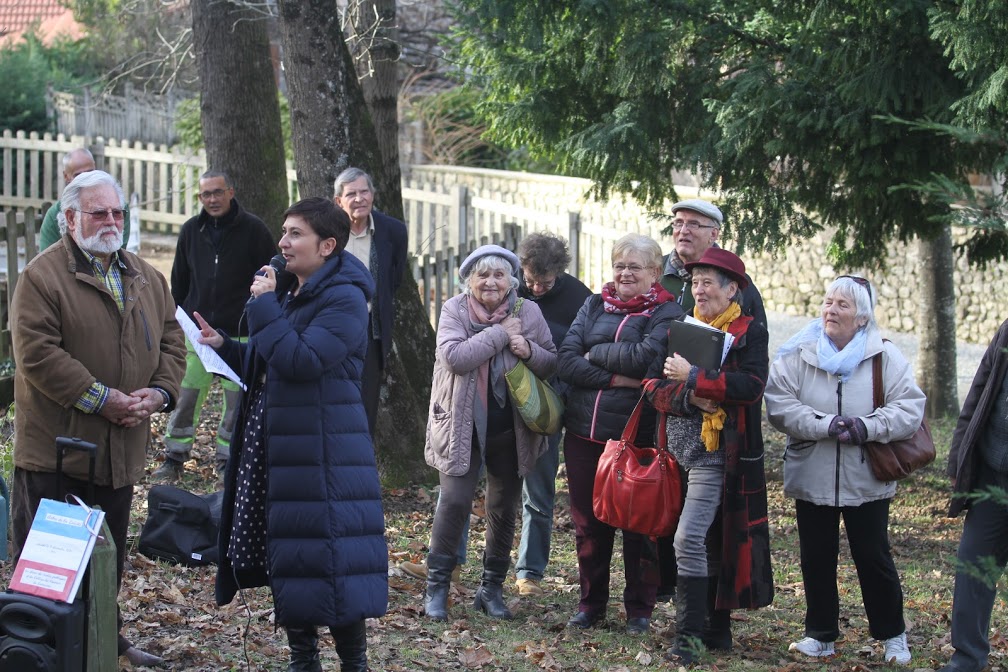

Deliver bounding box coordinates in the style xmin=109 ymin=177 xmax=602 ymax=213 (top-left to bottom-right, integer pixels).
xmin=136 ymin=233 xmax=178 ymax=282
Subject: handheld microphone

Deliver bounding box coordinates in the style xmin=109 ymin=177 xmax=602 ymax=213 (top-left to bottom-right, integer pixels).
xmin=256 ymin=254 xmax=287 ymax=277
xmin=251 ymin=254 xmax=288 ymax=301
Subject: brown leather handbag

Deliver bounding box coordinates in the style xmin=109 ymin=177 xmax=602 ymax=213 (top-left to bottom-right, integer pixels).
xmin=592 ymin=395 xmax=683 ymax=537
xmin=864 ymin=351 xmax=935 ymax=481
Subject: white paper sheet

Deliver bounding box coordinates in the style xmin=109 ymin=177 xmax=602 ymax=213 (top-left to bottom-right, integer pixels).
xmin=174 ymin=307 xmax=246 ymax=391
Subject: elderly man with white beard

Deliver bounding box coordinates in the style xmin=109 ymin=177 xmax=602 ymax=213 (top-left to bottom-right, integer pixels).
xmin=10 ymin=169 xmax=185 ymax=667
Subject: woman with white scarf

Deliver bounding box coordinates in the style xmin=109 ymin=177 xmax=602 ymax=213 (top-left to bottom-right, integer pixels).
xmin=765 ymin=276 xmax=925 ymax=666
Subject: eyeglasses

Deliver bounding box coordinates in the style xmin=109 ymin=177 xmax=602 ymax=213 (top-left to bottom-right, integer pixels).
xmin=524 ymin=275 xmax=557 ymax=291
xmin=77 ymin=208 xmax=124 ymax=221
xmin=613 ymin=263 xmax=647 ymax=274
xmin=838 ymin=275 xmax=872 ymax=293
xmin=672 ymin=218 xmax=718 ymax=232
xmin=199 ymin=188 xmax=229 ymax=200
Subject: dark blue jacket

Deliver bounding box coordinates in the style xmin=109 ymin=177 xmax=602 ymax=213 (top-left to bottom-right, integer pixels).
xmin=214 ymin=251 xmax=389 ymax=627
xmin=370 ymin=210 xmax=408 ymax=366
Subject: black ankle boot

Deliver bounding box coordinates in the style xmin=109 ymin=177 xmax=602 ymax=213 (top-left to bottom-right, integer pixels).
xmin=331 ymin=619 xmax=369 ymax=672
xmin=424 ymin=553 xmax=457 ymax=621
xmin=286 ymin=626 xmax=322 ymax=672
xmin=666 ymin=575 xmax=708 ymax=665
xmin=473 ymin=555 xmax=513 ymax=619
xmin=703 ymin=578 xmax=732 ymax=651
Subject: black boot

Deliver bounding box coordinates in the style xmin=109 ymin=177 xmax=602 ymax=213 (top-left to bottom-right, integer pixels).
xmin=425 ymin=553 xmax=456 ymax=621
xmin=666 ymin=575 xmax=708 ymax=665
xmin=286 ymin=626 xmax=322 ymax=672
xmin=655 ymin=535 xmax=677 ymax=602
xmin=703 ymin=578 xmax=732 ymax=652
xmin=473 ymin=555 xmax=514 ymax=620
xmin=331 ymin=619 xmax=369 ymax=672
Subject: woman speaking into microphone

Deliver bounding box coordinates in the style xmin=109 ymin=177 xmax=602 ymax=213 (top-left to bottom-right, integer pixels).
xmin=193 ymin=197 xmax=387 ymax=672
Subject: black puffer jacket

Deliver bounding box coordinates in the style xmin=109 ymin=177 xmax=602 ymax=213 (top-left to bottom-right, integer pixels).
xmin=558 ymin=295 xmax=682 ymax=443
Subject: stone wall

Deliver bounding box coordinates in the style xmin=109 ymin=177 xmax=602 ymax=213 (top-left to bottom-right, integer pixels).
xmin=407 ymin=165 xmax=1006 ymax=344
xmin=743 ymin=228 xmax=1008 ymax=345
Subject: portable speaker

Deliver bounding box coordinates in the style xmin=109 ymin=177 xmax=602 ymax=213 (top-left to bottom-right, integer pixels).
xmin=0 ymin=592 xmax=85 ymax=672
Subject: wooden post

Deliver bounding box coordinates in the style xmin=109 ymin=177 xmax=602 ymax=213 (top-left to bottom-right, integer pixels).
xmin=568 ymin=211 xmax=581 ymax=280
xmin=86 ymin=517 xmax=118 ymax=672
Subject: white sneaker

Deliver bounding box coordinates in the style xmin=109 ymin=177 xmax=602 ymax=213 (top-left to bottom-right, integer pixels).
xmin=883 ymin=632 xmax=911 ymax=665
xmin=788 ymin=637 xmax=835 ymax=657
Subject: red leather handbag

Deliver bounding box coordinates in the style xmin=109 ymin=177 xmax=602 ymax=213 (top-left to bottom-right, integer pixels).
xmin=592 ymin=395 xmax=683 ymax=537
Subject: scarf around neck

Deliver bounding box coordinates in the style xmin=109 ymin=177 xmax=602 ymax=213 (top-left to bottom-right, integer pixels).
xmin=601 ymin=282 xmax=674 ymax=315
xmin=775 ymin=319 xmax=870 ymax=382
xmin=693 ymin=301 xmax=742 ymax=452
xmin=467 ymin=291 xmax=516 ymax=444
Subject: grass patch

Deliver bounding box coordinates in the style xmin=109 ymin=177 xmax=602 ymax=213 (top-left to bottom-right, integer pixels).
xmin=0 ymin=392 xmax=1000 ymax=670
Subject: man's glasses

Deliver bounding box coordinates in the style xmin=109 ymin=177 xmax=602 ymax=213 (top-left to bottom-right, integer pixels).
xmin=672 ymin=218 xmax=718 ymax=232
xmin=524 ymin=275 xmax=556 ymax=291
xmin=613 ymin=263 xmax=646 ymax=274
xmin=199 ymin=188 xmax=228 ymax=200
xmin=77 ymin=208 xmax=124 ymax=221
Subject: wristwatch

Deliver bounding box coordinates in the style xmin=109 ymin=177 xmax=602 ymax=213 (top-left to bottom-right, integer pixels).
xmin=153 ymin=387 xmax=171 ymax=412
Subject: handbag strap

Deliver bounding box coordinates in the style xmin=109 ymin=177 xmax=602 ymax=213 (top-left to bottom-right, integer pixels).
xmin=512 ymin=297 xmax=525 ymax=317
xmin=621 ymin=394 xmax=647 ymax=443
xmin=870 ymin=338 xmax=893 ymax=410
xmin=871 ymin=352 xmax=883 ymax=411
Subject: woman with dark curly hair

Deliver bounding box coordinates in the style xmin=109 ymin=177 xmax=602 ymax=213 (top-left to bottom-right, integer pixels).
xmin=512 ymin=232 xmax=592 ymax=595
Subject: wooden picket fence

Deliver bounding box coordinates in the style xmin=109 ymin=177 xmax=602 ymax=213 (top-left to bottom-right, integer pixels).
xmin=0 ymin=206 xmax=45 ymax=362
xmin=0 ymin=130 xmax=301 ymax=233
xmin=0 ymin=130 xmax=704 ymax=333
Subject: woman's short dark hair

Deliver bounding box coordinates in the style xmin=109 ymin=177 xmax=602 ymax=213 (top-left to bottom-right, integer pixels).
xmin=283 ymin=197 xmax=350 ymax=257
xmin=518 ymin=232 xmax=571 ymax=277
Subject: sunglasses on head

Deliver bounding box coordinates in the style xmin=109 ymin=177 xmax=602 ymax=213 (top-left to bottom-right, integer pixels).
xmin=838 ymin=275 xmax=872 ymax=293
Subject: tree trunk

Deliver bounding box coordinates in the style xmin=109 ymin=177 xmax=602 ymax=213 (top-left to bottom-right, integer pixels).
xmin=349 ymin=0 xmax=403 ymax=202
xmin=191 ymin=0 xmax=287 ymax=241
xmin=277 ymin=0 xmax=434 ymax=486
xmin=916 ymin=228 xmax=960 ymax=418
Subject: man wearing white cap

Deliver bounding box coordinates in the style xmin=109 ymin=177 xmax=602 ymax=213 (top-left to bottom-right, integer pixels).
xmin=659 ymin=198 xmax=766 ymax=327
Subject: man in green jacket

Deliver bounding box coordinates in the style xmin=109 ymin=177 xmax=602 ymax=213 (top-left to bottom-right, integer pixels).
xmin=39 ymin=147 xmax=130 ymax=250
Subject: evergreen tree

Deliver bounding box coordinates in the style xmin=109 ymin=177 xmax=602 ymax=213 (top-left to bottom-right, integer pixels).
xmin=450 ymin=0 xmax=980 ymax=416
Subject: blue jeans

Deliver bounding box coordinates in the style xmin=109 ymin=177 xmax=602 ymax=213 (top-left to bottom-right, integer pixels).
xmin=945 ymin=470 xmax=1008 ymax=672
xmin=515 ymin=431 xmax=562 ymax=580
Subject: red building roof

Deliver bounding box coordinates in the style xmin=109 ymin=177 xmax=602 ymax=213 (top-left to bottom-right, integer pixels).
xmin=0 ymin=0 xmax=85 ymax=47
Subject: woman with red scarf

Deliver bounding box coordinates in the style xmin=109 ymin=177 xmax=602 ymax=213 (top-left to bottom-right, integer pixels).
xmin=557 ymin=233 xmax=682 ymax=634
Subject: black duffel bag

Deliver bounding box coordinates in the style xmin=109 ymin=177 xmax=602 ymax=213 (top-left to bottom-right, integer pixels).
xmin=137 ymin=486 xmax=223 ymax=566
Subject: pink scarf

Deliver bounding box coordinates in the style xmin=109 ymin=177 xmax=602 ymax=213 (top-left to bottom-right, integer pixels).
xmin=466 ymin=292 xmax=516 ymax=450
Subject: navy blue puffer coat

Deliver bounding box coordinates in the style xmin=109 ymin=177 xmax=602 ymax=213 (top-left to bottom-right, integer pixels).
xmin=214 ymin=251 xmax=389 ymax=628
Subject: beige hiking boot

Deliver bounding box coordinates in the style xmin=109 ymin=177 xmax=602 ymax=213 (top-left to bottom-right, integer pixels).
xmin=515 ymin=577 xmax=544 ymax=596
xmin=399 ymin=560 xmax=461 ymax=583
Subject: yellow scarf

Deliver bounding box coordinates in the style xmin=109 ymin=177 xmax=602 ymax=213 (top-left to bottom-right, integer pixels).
xmin=694 ymin=302 xmax=742 ymax=451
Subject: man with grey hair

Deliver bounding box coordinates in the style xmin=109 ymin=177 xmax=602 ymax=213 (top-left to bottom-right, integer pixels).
xmin=333 ymin=167 xmax=408 ymax=434
xmin=11 ymin=169 xmax=185 ymax=667
xmin=39 ymin=147 xmax=131 ymax=250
